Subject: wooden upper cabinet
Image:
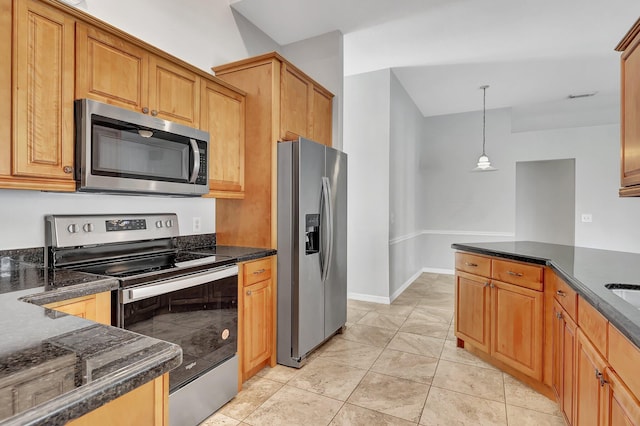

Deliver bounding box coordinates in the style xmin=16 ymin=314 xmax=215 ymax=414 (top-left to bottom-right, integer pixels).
xmin=76 ymin=24 xmax=200 ymax=127
xmin=200 ymin=79 xmax=245 ymax=199
xmin=12 ymin=0 xmax=75 ymax=183
xmin=616 ymin=18 xmax=640 ymax=196
xmin=148 ymin=55 xmax=200 ymax=127
xmin=75 ymin=23 xmax=148 ymax=112
xmin=281 ymin=62 xmax=311 ymax=140
xmin=280 ymin=61 xmax=334 ymax=146
xmin=311 ymin=86 xmax=333 ymax=147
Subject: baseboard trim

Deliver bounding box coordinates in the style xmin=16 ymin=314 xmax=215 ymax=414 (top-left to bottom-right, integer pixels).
xmin=422 ymin=267 xmax=455 ymax=275
xmin=390 ymin=269 xmax=423 ymax=302
xmin=347 ymin=292 xmax=391 ymax=305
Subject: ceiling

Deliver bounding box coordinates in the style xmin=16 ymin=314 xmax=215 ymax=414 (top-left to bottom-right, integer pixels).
xmin=230 ymin=0 xmax=640 ymax=117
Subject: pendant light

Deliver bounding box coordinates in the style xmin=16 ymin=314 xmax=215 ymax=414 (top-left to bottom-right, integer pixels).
xmin=472 ymin=85 xmax=497 ymax=172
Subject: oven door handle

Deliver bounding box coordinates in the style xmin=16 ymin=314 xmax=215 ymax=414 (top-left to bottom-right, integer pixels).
xmin=123 ymin=265 xmax=238 ymax=303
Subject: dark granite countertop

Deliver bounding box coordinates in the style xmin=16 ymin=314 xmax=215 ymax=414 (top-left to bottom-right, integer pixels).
xmin=0 ymin=259 xmax=182 ymax=425
xmin=451 ymin=241 xmax=640 ymax=349
xmin=190 ymin=245 xmax=277 ymax=263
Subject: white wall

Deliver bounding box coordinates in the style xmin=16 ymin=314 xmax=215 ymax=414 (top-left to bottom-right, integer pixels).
xmin=389 ymin=72 xmax=423 ymax=299
xmin=420 ymin=107 xmax=640 ymax=271
xmin=343 ymin=70 xmax=391 ymax=302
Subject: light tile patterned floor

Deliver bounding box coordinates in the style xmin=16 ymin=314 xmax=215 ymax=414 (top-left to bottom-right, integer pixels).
xmin=202 ymin=273 xmax=564 ymax=426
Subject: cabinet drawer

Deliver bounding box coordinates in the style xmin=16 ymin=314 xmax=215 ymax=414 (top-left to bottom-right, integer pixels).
xmin=492 ymin=259 xmax=543 ymax=291
xmin=455 ymin=252 xmax=490 ymax=277
xmin=554 ymin=277 xmax=577 ymax=320
xmin=577 ymin=296 xmax=608 ymax=356
xmin=243 ymin=258 xmax=272 ymax=286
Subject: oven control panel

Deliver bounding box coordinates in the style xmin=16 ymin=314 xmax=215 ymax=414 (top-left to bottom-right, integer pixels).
xmin=106 ymin=219 xmax=147 ymax=232
xmin=46 ymin=214 xmax=180 ymax=248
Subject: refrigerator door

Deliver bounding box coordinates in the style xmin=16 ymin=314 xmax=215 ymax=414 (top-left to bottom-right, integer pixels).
xmin=324 ymin=146 xmax=347 ymax=337
xmin=293 ymin=138 xmax=327 ymax=358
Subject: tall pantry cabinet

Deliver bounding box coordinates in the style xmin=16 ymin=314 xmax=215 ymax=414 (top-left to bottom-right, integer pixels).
xmin=212 ymin=52 xmax=334 ymax=249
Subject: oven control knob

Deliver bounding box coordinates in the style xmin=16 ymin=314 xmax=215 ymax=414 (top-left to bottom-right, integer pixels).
xmin=155 ymin=220 xmax=163 ymax=228
xmin=67 ymin=224 xmax=79 ymax=234
xmin=82 ymin=223 xmax=94 ymax=233
xmin=165 ymin=219 xmax=173 ymax=228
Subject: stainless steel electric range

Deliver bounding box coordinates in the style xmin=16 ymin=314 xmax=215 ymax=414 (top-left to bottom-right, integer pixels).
xmin=45 ymin=213 xmax=238 ymax=426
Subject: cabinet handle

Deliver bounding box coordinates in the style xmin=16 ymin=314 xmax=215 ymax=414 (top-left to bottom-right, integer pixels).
xmin=507 ymin=271 xmax=524 ymax=277
xmin=142 ymin=107 xmax=149 ymax=114
xmin=464 ymin=262 xmax=478 ymax=267
xmin=63 ymin=166 xmax=73 ymax=174
xmin=151 ymin=110 xmax=158 ymax=116
xmin=556 ymin=290 xmax=566 ymax=297
xmin=556 ymin=312 xmax=562 ymax=319
xmin=490 ymin=283 xmax=495 ymax=289
xmin=595 ymin=370 xmax=608 ymax=387
xmin=252 ymin=269 xmax=266 ymax=275
xmin=246 ymin=290 xmax=251 ymax=296
xmin=483 ymin=282 xmax=490 ymax=288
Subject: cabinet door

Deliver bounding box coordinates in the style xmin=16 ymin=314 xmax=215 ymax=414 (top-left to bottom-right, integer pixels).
xmin=76 ymin=23 xmax=148 ymax=113
xmin=281 ymin=63 xmax=311 ymax=140
xmin=201 ymin=79 xmax=245 ymax=198
xmin=243 ymin=278 xmax=272 ymax=375
xmin=620 ymin=31 xmax=640 ymax=190
xmin=311 ymin=86 xmax=333 ymax=147
xmin=491 ymin=280 xmax=543 ymax=380
xmin=605 ymin=368 xmax=640 ymax=426
xmin=13 ymin=0 xmax=75 ymax=180
xmin=43 ymin=292 xmax=111 ymax=325
xmin=454 ymin=272 xmax=490 ymax=353
xmin=148 ymin=55 xmax=200 ymax=127
xmin=575 ymin=329 xmax=608 ymax=426
xmin=552 ymin=300 xmax=577 ymax=425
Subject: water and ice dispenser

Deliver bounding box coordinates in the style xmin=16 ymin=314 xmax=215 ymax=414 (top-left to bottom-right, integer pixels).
xmin=305 ymin=214 xmax=320 ymax=254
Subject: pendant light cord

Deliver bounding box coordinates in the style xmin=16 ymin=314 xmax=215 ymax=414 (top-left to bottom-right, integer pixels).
xmin=482 ymin=85 xmax=487 ymax=156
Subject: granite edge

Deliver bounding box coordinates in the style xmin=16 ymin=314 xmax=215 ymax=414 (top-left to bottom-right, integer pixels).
xmin=235 ymin=249 xmax=277 ymax=263
xmin=20 ymin=277 xmax=120 ymax=306
xmin=451 ymin=243 xmax=640 ymax=349
xmin=2 ymin=343 xmax=182 ymax=426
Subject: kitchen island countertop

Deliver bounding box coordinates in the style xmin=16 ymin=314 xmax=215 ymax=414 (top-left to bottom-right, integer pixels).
xmin=452 ymin=241 xmax=640 ymax=349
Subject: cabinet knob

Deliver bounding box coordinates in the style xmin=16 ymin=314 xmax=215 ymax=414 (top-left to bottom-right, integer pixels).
xmin=151 ymin=110 xmax=158 ymax=116
xmin=63 ymin=166 xmax=73 ymax=174
xmin=246 ymin=290 xmax=252 ymax=296
xmin=490 ymin=283 xmax=495 ymax=289
xmin=142 ymin=107 xmax=149 ymax=114
xmin=556 ymin=312 xmax=562 ymax=319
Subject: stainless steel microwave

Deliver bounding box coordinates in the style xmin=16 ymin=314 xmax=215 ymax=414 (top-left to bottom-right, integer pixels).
xmin=75 ymin=99 xmax=210 ymax=196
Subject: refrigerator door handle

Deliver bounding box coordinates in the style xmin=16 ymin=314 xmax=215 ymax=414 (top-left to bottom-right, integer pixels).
xmin=320 ymin=176 xmax=333 ymax=282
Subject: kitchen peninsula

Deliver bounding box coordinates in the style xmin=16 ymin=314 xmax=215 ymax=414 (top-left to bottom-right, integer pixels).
xmin=453 ymin=241 xmax=640 ymax=425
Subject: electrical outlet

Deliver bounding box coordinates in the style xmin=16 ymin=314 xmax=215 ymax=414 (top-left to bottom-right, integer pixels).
xmin=581 ymin=213 xmax=593 ymax=223
xmin=193 ymin=217 xmax=202 ymax=232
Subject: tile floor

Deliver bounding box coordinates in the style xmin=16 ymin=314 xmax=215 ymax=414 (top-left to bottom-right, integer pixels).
xmin=201 ymin=273 xmax=565 ymax=426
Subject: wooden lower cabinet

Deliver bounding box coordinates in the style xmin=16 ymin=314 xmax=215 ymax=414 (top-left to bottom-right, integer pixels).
xmin=43 ymin=292 xmax=111 ymax=325
xmin=454 ymin=271 xmax=490 ymax=352
xmin=552 ymin=300 xmax=577 ymax=425
xmin=575 ymin=329 xmax=609 ymax=426
xmin=68 ymin=374 xmax=168 ymax=426
xmin=454 ymin=269 xmax=543 ymax=381
xmin=238 ymin=256 xmax=276 ymax=385
xmin=605 ymin=368 xmax=640 ymax=426
xmin=491 ymin=279 xmax=543 ymax=380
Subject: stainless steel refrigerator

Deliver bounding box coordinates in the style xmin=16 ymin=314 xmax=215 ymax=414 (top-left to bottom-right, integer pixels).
xmin=277 ymin=137 xmax=347 ymax=368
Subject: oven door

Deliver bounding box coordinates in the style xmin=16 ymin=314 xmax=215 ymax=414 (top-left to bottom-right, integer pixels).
xmin=119 ymin=265 xmax=238 ymax=393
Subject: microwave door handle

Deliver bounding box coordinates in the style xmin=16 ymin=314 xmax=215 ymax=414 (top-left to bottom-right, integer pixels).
xmin=189 ymin=138 xmax=201 ymax=183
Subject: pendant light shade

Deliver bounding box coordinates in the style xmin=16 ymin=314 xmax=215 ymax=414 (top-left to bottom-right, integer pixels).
xmin=472 ymin=85 xmax=497 ymax=172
